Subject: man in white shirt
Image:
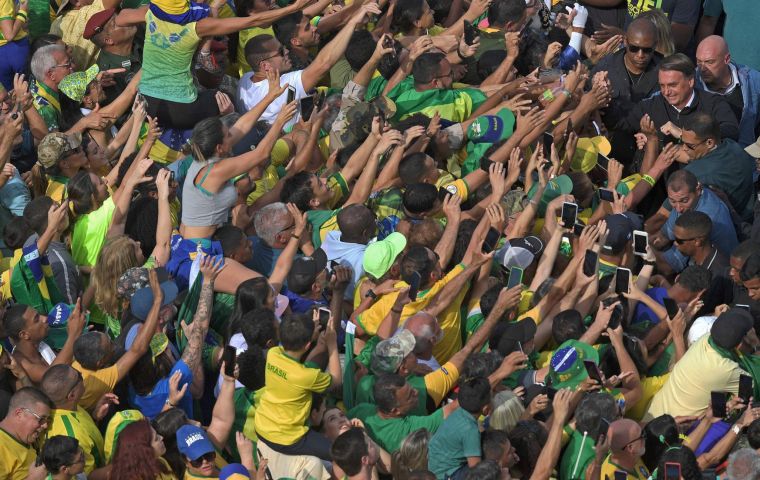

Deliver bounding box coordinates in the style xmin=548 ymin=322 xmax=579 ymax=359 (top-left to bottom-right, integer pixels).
xmin=237 ymin=2 xmax=381 ymax=128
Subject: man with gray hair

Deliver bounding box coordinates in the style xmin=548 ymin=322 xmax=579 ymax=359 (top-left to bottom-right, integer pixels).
xmin=251 ymin=202 xmax=314 ymax=276
xmin=30 ymin=44 xmax=73 ymax=132
xmin=726 ymin=448 xmax=760 ymax=480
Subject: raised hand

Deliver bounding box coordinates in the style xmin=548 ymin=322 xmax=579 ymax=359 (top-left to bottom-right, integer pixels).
xmin=198 ymin=254 xmax=226 ymax=284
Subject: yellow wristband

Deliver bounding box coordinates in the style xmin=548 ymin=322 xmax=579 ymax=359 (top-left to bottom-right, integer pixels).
xmin=642 ymin=174 xmax=656 ymax=187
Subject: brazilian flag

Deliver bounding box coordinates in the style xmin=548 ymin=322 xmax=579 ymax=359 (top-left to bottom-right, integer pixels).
xmin=11 ymin=242 xmax=63 ymax=315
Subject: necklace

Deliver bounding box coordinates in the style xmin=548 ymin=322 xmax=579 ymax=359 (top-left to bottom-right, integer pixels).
xmin=625 ymin=67 xmax=643 ymax=89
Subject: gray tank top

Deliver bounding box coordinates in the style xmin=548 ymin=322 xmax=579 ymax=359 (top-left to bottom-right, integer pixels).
xmin=181 ymin=158 xmax=238 ymax=227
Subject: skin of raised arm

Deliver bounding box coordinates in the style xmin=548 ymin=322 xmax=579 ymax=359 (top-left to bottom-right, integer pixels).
xmin=372 ymin=142 xmax=404 ymax=192
xmin=529 ymin=417 xmax=565 ymax=480
xmin=340 ymin=128 xmax=380 ymax=183
xmin=610 ymin=332 xmax=642 ymax=405
xmin=268 ymin=224 xmax=302 ymax=291
xmin=195 ymin=2 xmax=306 ymax=37
xmin=529 ymin=228 xmax=563 ymax=291
xmin=424 ymin=263 xmax=481 ymax=318
xmin=228 ymin=91 xmax=280 ymax=146
xmin=206 ymin=372 xmax=236 ymax=450
xmin=434 ymin=217 xmax=460 ymax=270
xmin=152 ymin=183 xmax=172 ymax=266
xmin=344 ymin=144 xmax=382 ymax=206
xmin=301 ymin=11 xmax=366 ymax=92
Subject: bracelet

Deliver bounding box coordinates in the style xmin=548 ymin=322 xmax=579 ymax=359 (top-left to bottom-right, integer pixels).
xmin=643 ymin=260 xmax=656 ymax=266
xmin=558 ymin=89 xmax=572 ymax=98
xmin=732 ymin=424 xmax=742 ymax=435
xmin=642 ymin=174 xmax=656 ymax=187
xmin=292 ymin=234 xmax=300 ymax=240
xmin=165 ymin=399 xmax=175 ymax=407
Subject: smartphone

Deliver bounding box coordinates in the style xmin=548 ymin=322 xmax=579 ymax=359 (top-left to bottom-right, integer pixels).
xmin=598 ymin=417 xmax=611 ymax=440
xmin=663 ymin=297 xmax=679 ymax=320
xmin=408 ymin=271 xmax=421 ymax=301
xmin=614 ymin=471 xmax=628 ymax=480
xmin=479 ymin=157 xmax=506 ymax=177
xmin=633 ymin=230 xmax=648 ymax=257
xmin=663 ymin=462 xmax=681 ymax=480
xmin=607 ymin=302 xmax=623 ymax=330
xmin=596 ymin=152 xmax=610 ymax=173
xmin=382 ymin=35 xmax=394 ymax=50
xmin=169 ymin=170 xmax=175 ymax=183
xmin=614 ymin=268 xmax=631 ymax=295
xmin=573 ymin=222 xmax=585 ymax=237
xmin=482 ymin=228 xmax=501 ymax=254
xmin=560 ymin=202 xmax=578 ymax=228
xmin=286 ymin=85 xmax=296 ymax=104
xmin=507 ymin=267 xmax=524 ymax=289
xmin=542 ymin=132 xmax=554 ymax=155
xmin=598 ymin=188 xmax=615 ymax=203
xmin=583 ymin=359 xmax=603 ymax=383
xmin=711 ymin=391 xmax=727 ymax=419
xmin=300 ymin=95 xmax=315 ymax=121
xmin=463 ymin=19 xmax=478 ymax=45
xmin=318 ymin=307 xmax=331 ymax=330
xmin=313 ymin=90 xmax=325 ymax=112
xmin=582 ymin=250 xmax=598 ymax=278
xmin=740 ymin=374 xmax=753 ymax=404
xmin=222 ymin=345 xmax=236 ymax=377
xmin=545 ymin=386 xmax=557 ymax=400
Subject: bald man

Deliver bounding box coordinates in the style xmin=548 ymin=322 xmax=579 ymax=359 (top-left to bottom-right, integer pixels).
xmin=600 ymin=418 xmax=649 ymax=480
xmin=405 ymin=312 xmax=444 ymax=370
xmin=592 ymin=18 xmax=662 ymax=163
xmin=695 ymin=35 xmax=760 ymax=148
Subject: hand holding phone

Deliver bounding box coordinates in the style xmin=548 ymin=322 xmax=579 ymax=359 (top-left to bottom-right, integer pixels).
xmin=614 ymin=268 xmax=631 ymax=295
xmin=408 ymin=271 xmax=421 ymax=301
xmin=560 ymin=202 xmax=578 ymax=229
xmin=286 ymin=86 xmax=296 ymax=104
xmin=633 ymin=230 xmax=648 ymax=257
xmin=711 ymin=391 xmax=727 ymax=419
xmin=318 ymin=307 xmax=331 ymax=330
xmin=740 ymin=374 xmax=753 ymax=404
xmin=223 ymin=346 xmax=236 ymax=377
xmin=583 ymin=359 xmax=603 ymax=384
xmin=507 ymin=267 xmax=524 ymax=289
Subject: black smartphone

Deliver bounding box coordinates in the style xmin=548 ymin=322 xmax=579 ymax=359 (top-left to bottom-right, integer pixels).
xmin=545 ymin=386 xmax=557 ymax=400
xmin=169 ymin=170 xmax=175 ymax=183
xmin=507 ymin=267 xmax=524 ymax=289
xmin=598 ymin=417 xmax=610 ymax=439
xmin=286 ymin=85 xmax=296 ymax=104
xmin=614 ymin=471 xmax=628 ymax=480
xmin=711 ymin=391 xmax=727 ymax=419
xmin=223 ymin=345 xmax=236 ymax=377
xmin=598 ymin=188 xmax=615 ymax=202
xmin=633 ymin=230 xmax=648 ymax=257
xmin=614 ymin=268 xmax=631 ymax=295
xmin=663 ymin=462 xmax=681 ymax=480
xmin=740 ymin=374 xmax=753 ymax=404
xmin=382 ymin=35 xmax=394 ymax=49
xmin=318 ymin=307 xmax=331 ymax=330
xmin=596 ymin=153 xmax=610 ymax=173
xmin=560 ymin=202 xmax=578 ymax=228
xmin=607 ymin=302 xmax=623 ymax=330
xmin=482 ymin=228 xmax=501 ymax=254
xmin=408 ymin=271 xmax=421 ymax=301
xmin=300 ymin=95 xmax=315 ymax=121
xmin=582 ymin=250 xmax=598 ymax=278
xmin=463 ymin=19 xmax=478 ymax=45
xmin=573 ymin=222 xmax=585 ymax=237
xmin=583 ymin=359 xmax=603 ymax=383
xmin=438 ymin=186 xmax=451 ymax=202
xmin=542 ymin=132 xmax=554 ymax=155
xmin=480 ymin=156 xmax=495 ymax=173
xmin=663 ymin=297 xmax=679 ymax=320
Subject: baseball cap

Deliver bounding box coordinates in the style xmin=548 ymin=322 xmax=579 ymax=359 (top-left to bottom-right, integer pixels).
xmin=176 ymin=424 xmax=215 ymax=461
xmin=59 ymin=64 xmax=99 ymax=103
xmin=688 ymin=315 xmax=716 ymax=346
xmin=363 ymin=232 xmax=407 ymax=279
xmin=103 ymin=410 xmax=144 ymax=462
xmin=602 ymin=212 xmax=643 ymax=255
xmin=746 ymin=136 xmax=760 ymax=159
xmin=495 ymin=236 xmax=544 ymax=270
xmin=465 ymin=108 xmax=516 ymax=161
xmin=37 ymin=132 xmax=82 ymax=169
xmin=46 ymin=303 xmax=88 ymax=350
xmin=526 ymin=174 xmax=574 ymax=216
xmin=546 ymin=339 xmax=599 ymax=389
xmin=711 ymin=308 xmax=753 ymax=350
xmin=220 ymin=464 xmax=250 ymax=480
xmin=570 ymin=136 xmax=612 ymax=173
xmin=340 ymin=97 xmax=396 ymax=147
xmin=495 ymin=318 xmax=537 ymax=356
xmin=371 ymin=329 xmax=416 ymax=374
xmin=287 ymin=249 xmax=328 ymax=294
xmin=83 ymin=8 xmax=116 ymax=39
xmin=129 ymin=274 xmax=178 ymax=321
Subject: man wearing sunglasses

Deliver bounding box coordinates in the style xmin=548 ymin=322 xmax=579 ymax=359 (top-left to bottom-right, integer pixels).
xmin=592 ymin=18 xmax=662 ymax=163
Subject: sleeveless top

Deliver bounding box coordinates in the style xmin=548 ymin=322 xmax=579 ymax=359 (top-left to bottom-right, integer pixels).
xmin=181 ymin=158 xmax=238 ymax=228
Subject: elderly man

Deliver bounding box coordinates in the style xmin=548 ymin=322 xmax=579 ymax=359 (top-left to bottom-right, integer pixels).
xmin=30 ymin=45 xmax=75 ymax=132
xmin=251 ymin=202 xmax=314 ymax=277
xmin=601 ymin=419 xmax=649 ymax=480
xmin=695 ymin=35 xmax=760 ymax=147
xmin=0 ymin=387 xmax=52 ymax=479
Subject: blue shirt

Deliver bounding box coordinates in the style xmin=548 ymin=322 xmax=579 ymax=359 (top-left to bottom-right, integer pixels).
xmin=632 ymin=287 xmax=669 ymax=326
xmin=129 ymin=359 xmax=193 ymax=420
xmin=428 ymin=407 xmax=482 ymax=479
xmin=247 ymin=235 xmax=281 ymax=277
xmin=0 ymin=172 xmax=31 ymax=216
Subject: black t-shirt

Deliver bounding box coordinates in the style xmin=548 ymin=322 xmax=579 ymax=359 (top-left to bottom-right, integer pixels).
xmin=724 ymin=86 xmax=744 ymax=123
xmin=692 ymin=249 xmax=731 ymax=314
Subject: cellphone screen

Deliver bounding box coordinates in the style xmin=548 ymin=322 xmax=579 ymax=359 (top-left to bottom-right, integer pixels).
xmin=482 ymin=228 xmax=500 ymax=254
xmin=740 ymin=374 xmax=753 ymax=403
xmin=663 ymin=297 xmax=679 ymax=320
xmin=463 ymin=20 xmax=478 ymax=45
xmin=545 ymin=386 xmax=557 ymax=400
xmin=584 ymin=359 xmax=603 ymax=383
xmin=582 ymin=250 xmax=598 ymax=277
xmin=318 ymin=308 xmax=330 ymax=330
xmin=300 ymin=95 xmax=315 ymax=120
xmin=573 ymin=222 xmax=585 ymax=237
xmin=542 ymin=132 xmax=554 ymax=155
xmin=223 ymin=346 xmax=236 ymax=377
xmin=596 ymin=153 xmax=609 ymax=173
xmin=286 ymin=86 xmax=296 ymax=104
xmin=633 ymin=231 xmax=648 ymax=256
xmin=408 ymin=271 xmax=421 ymax=301
xmin=711 ymin=391 xmax=727 ymax=418
xmin=598 ymin=188 xmax=615 ymax=202
xmin=561 ymin=202 xmax=578 ymax=228
xmin=480 ymin=157 xmax=494 ymax=173
xmin=507 ymin=267 xmax=524 ymax=290
xmin=615 ymin=268 xmax=631 ymax=295
xmin=614 ymin=471 xmax=628 ymax=480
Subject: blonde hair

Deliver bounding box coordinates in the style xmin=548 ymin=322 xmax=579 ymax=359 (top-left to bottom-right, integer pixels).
xmin=637 ymin=9 xmax=675 ymax=56
xmin=391 ymin=429 xmax=431 ymax=480
xmin=489 ymin=390 xmax=525 ymax=432
xmin=91 ymin=235 xmax=140 ymax=318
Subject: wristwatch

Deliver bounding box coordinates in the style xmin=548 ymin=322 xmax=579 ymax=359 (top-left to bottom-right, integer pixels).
xmin=365 ymin=289 xmax=377 ymax=300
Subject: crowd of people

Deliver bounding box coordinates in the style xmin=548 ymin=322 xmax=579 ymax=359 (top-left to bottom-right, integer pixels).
xmin=0 ymin=0 xmax=758 ymax=478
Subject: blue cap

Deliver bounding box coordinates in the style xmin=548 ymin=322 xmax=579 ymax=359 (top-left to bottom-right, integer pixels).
xmin=47 ymin=303 xmax=72 ymax=326
xmin=220 ymin=463 xmax=251 ymax=480
xmin=129 ymin=280 xmax=179 ymax=321
xmin=176 ymin=425 xmax=215 ymax=461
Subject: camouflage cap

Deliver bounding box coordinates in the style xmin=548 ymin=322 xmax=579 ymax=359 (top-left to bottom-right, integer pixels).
xmin=340 ymin=96 xmax=396 ymax=147
xmin=371 ymin=329 xmax=416 ymax=374
xmin=37 ymin=132 xmax=82 ymax=169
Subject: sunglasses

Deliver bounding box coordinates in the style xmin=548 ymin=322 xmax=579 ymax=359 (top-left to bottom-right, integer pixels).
xmin=627 ymin=45 xmax=654 ymax=54
xmin=189 ymin=451 xmax=216 ymax=468
xmin=674 ymin=236 xmax=699 ymax=244
xmin=681 ymin=139 xmax=707 ymax=151
xmin=261 ymin=45 xmax=286 ymax=62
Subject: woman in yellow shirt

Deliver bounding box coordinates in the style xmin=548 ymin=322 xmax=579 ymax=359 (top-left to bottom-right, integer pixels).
xmin=109 ymin=419 xmax=178 ymax=480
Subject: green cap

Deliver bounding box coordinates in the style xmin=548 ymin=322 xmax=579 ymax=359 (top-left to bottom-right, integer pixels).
xmin=363 ymin=232 xmax=407 ymax=279
xmin=526 ymin=174 xmax=574 ymax=216
xmin=59 ymin=64 xmax=99 ymax=103
xmin=546 ymin=340 xmax=599 ymax=389
xmin=464 ymin=108 xmax=516 ymax=171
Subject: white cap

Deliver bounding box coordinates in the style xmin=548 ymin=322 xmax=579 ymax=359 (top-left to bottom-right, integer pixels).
xmin=688 ymin=315 xmax=717 ymax=346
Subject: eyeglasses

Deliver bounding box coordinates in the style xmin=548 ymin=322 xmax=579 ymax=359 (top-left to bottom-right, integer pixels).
xmin=624 ymin=430 xmax=646 ymax=447
xmin=627 ymin=45 xmax=654 ymax=54
xmin=22 ymin=408 xmax=50 ymax=426
xmin=261 ymin=46 xmax=286 ymax=62
xmin=54 ymin=61 xmax=73 ymax=70
xmin=681 ymin=138 xmax=707 ymax=151
xmin=189 ymin=451 xmax=216 ymax=468
xmin=69 ymin=452 xmax=86 ymax=466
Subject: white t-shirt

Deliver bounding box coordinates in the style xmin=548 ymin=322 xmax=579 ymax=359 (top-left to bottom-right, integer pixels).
xmin=214 ymin=333 xmax=247 ymax=396
xmin=237 ymin=70 xmax=307 ymax=129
